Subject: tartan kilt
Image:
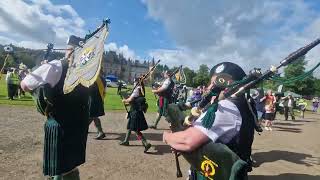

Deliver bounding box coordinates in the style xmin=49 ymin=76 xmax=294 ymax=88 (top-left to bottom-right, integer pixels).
xmin=158 ymin=96 xmax=170 ymax=117
xmin=126 ymin=110 xmax=148 ymax=131
xmin=43 ymin=116 xmax=88 ymax=176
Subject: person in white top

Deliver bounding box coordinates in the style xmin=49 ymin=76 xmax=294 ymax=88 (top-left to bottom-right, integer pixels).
xmin=163 ymin=62 xmax=256 ymax=179
xmin=120 ymin=78 xmax=152 ymax=153
xmin=21 ymin=47 xmax=90 ymax=180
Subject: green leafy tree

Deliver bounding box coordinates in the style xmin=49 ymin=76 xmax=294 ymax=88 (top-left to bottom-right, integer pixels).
xmin=183 ymin=67 xmax=196 ymax=87
xmin=314 ymin=79 xmax=320 ymax=96
xmin=163 ymin=65 xmax=169 ymax=71
xmin=193 ymin=64 xmax=210 ymax=87
xmin=0 ymin=44 xmax=64 ymax=71
xmin=152 ymin=64 xmax=166 ymax=81
xmin=283 ymin=56 xmax=315 ymax=95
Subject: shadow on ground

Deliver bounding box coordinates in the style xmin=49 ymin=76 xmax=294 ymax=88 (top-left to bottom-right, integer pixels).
xmin=273 ymin=122 xmax=304 ymax=126
xmin=92 ymin=132 xmax=164 ymax=142
xmin=272 ymin=126 xmax=302 ymax=133
xmin=252 ymin=150 xmax=319 ymax=168
xmin=249 ymin=173 xmax=320 ymax=180
xmin=146 ymin=144 xmax=172 ymax=155
xmin=88 ymin=132 xmax=172 ymax=155
xmin=297 ymin=119 xmax=316 ymax=122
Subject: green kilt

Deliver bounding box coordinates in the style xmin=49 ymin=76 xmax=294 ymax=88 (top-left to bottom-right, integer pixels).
xmin=43 ymin=86 xmax=89 ymax=176
xmin=127 ymin=109 xmax=148 ymax=131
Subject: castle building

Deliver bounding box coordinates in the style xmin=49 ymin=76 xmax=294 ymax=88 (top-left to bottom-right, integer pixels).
xmin=103 ymin=51 xmax=155 ymax=83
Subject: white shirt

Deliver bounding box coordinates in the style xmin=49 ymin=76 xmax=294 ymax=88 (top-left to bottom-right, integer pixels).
xmin=193 ymin=99 xmax=242 ymax=144
xmin=161 ymin=78 xmax=171 ymax=90
xmin=288 ymin=99 xmax=293 ymax=107
xmin=130 ymin=86 xmax=141 ymax=99
xmin=21 ymin=60 xmax=63 ymax=91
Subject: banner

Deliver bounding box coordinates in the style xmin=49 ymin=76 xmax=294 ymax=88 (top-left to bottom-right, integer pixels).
xmin=63 ymin=20 xmax=110 ymax=94
xmin=174 ymin=66 xmax=186 ymax=84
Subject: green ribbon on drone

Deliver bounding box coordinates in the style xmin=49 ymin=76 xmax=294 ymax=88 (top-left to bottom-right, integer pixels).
xmin=201 ymin=62 xmax=320 ymax=129
xmin=271 ymin=62 xmax=320 ymax=85
xmin=201 ymin=78 xmax=248 ymax=129
xmin=201 ymin=92 xmax=218 ymax=129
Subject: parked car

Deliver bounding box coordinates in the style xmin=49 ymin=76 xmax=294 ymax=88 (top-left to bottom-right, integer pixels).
xmin=105 ymin=79 xmax=118 ymax=88
xmin=118 ymin=80 xmax=127 ymax=89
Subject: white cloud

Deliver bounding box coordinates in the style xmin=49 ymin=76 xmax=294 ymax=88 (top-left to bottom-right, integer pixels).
xmin=105 ymin=42 xmax=137 ymax=60
xmin=0 ymin=0 xmax=85 ymax=49
xmin=143 ymin=0 xmax=320 ymax=76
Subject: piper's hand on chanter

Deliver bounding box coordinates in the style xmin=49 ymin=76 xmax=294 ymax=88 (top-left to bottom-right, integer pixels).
xmin=122 ymin=96 xmax=134 ymax=104
xmin=153 ymin=86 xmax=165 ymax=94
xmin=122 ymin=99 xmax=129 ymax=105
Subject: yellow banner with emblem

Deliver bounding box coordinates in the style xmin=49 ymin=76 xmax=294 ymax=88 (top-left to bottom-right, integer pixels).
xmin=63 ymin=20 xmax=110 ymax=94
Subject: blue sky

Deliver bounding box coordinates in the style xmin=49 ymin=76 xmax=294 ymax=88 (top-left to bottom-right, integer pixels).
xmin=0 ymin=0 xmax=319 ymax=76
xmin=51 ymin=0 xmax=174 ymax=57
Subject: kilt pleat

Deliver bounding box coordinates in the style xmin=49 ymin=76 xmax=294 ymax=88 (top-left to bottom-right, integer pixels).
xmin=43 ymin=118 xmax=62 ymax=176
xmin=127 ymin=110 xmax=148 ymax=131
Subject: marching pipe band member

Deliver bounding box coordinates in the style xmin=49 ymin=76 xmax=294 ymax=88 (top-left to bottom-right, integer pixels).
xmin=149 ymin=70 xmax=175 ymax=129
xmin=163 ymin=62 xmax=256 ymax=179
xmin=21 ymin=45 xmax=90 ymax=180
xmin=120 ymin=77 xmax=152 ymax=153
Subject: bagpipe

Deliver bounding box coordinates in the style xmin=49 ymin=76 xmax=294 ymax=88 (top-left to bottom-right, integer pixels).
xmin=166 ymin=38 xmax=320 ymax=179
xmin=151 ymin=65 xmax=182 ymax=89
xmin=31 ymin=19 xmax=111 ymax=116
xmin=119 ymin=60 xmax=161 ymax=113
xmin=133 ymin=59 xmax=161 ymax=92
xmin=184 ymin=68 xmax=264 ymax=130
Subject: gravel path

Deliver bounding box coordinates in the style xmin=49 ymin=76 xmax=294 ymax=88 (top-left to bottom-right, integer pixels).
xmin=0 ymin=105 xmax=319 ymax=180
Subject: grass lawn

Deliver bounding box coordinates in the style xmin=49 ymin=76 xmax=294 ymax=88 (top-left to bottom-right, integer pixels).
xmin=1 ymin=75 xmax=319 ymax=114
xmin=0 ymin=77 xmax=158 ymax=112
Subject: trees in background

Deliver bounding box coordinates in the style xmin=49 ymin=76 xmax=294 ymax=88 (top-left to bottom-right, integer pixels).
xmin=314 ymin=79 xmax=320 ymax=96
xmin=183 ymin=67 xmax=196 ymax=87
xmin=0 ymin=44 xmax=319 ymax=95
xmin=0 ymin=44 xmax=64 ymax=70
xmin=167 ymin=64 xmax=210 ymax=87
xmin=192 ymin=64 xmax=210 ymax=87
xmin=283 ymin=56 xmax=316 ymax=96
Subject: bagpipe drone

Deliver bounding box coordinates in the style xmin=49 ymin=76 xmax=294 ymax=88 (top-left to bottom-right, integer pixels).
xmin=166 ymin=38 xmax=320 ymax=179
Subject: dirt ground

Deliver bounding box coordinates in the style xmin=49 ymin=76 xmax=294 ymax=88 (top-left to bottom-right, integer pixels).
xmin=0 ymin=105 xmax=319 ymax=180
